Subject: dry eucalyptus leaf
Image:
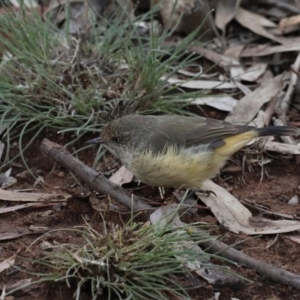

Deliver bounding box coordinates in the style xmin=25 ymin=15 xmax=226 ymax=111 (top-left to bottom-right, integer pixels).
xmin=0 ymin=189 xmax=70 ymax=202
xmin=45 ymin=0 xmax=91 ymax=28
xmin=0 ymin=141 xmax=4 ymax=160
xmin=287 ymin=234 xmax=300 ymax=244
xmin=241 ymin=43 xmax=300 ymax=57
xmin=233 ymin=80 xmax=251 ymax=95
xmin=190 ymin=46 xmax=231 ymax=69
xmin=9 ymin=0 xmax=38 ymax=7
xmin=109 ymin=166 xmax=134 ymax=186
xmin=215 ymin=0 xmax=241 ymax=33
xmin=226 ymin=73 xmax=288 ymax=124
xmin=191 ymin=95 xmax=237 ymax=112
xmin=0 ymin=230 xmax=47 ymax=241
xmin=153 ymin=0 xmax=217 ymax=39
xmin=279 ymin=14 xmax=300 ymax=31
xmin=247 ymin=110 xmax=268 ymax=128
xmin=162 ymin=76 xmax=237 ymax=89
xmin=0 ymin=203 xmax=50 ymax=214
xmin=152 ymin=0 xmax=195 ymax=30
xmin=288 ymin=195 xmax=299 ymax=206
xmin=5 ymin=278 xmax=33 ymax=293
xmin=199 ymin=180 xmax=300 ymax=235
xmin=224 ymin=45 xmax=245 ymax=80
xmin=235 ymin=7 xmax=282 ymax=44
xmin=239 ymin=63 xmax=268 ymax=82
xmin=0 ymin=254 xmax=16 ymax=273
xmin=45 ymin=0 xmax=133 ymax=33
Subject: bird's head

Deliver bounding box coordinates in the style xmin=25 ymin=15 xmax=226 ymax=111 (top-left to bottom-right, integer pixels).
xmin=86 ymin=115 xmax=146 ymax=160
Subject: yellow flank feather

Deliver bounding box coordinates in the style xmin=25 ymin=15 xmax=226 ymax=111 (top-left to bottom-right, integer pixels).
xmin=215 ymin=131 xmax=258 ymax=156
xmin=130 ymin=145 xmax=217 ymax=190
xmin=129 ymin=131 xmax=259 ymax=190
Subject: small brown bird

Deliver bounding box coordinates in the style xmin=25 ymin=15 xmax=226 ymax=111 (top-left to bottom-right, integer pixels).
xmin=86 ymin=115 xmax=298 ymax=190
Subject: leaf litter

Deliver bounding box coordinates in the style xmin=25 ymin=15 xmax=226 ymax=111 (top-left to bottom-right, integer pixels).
xmin=2 ymin=0 xmax=300 ymax=298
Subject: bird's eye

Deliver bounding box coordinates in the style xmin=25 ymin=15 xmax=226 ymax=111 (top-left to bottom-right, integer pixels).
xmin=111 ymin=136 xmax=121 ymax=143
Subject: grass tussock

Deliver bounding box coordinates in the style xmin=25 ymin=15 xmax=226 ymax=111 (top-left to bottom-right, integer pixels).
xmin=0 ymin=3 xmax=205 ymax=170
xmin=21 ymin=220 xmax=220 ymax=300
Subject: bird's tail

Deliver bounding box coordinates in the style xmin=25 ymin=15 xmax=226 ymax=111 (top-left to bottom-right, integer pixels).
xmin=256 ymin=126 xmax=299 ymax=137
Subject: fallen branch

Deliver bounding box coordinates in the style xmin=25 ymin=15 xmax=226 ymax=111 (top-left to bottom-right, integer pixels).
xmin=199 ymin=238 xmax=300 ymax=291
xmin=40 ymin=139 xmax=152 ymax=211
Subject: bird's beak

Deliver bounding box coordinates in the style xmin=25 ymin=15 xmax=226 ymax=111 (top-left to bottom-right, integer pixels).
xmin=85 ymin=137 xmax=103 ymax=145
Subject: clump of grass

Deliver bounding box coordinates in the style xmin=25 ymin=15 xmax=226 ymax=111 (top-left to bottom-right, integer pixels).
xmin=0 ymin=3 xmax=205 ymax=170
xmin=17 ymin=220 xmax=223 ymax=300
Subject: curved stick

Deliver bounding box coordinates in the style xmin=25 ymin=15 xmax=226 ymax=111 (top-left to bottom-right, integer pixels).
xmin=40 ymin=138 xmax=152 ymax=211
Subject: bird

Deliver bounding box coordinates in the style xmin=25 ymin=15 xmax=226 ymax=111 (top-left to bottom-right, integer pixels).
xmin=86 ymin=115 xmax=298 ymax=190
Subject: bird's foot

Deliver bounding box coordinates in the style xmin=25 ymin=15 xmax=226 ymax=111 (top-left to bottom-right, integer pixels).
xmin=196 ymin=189 xmax=217 ymax=197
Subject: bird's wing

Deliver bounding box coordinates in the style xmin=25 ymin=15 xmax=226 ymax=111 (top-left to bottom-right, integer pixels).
xmin=185 ymin=118 xmax=255 ymax=149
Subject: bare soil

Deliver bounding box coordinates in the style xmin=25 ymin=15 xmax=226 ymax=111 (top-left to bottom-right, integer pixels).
xmin=1 ymin=115 xmax=300 ymax=300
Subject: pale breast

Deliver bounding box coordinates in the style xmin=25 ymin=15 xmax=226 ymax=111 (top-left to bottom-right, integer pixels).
xmin=128 ymin=145 xmax=227 ymax=190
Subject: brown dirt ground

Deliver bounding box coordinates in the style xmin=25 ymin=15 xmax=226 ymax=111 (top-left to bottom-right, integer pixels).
xmin=1 ymin=110 xmax=300 ymax=300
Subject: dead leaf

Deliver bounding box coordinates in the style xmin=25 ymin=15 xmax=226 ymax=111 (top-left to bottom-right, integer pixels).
xmin=224 ymin=45 xmax=245 ymax=80
xmin=235 ymin=7 xmax=282 ymax=44
xmin=0 ymin=229 xmax=47 ymax=241
xmin=287 ymin=234 xmax=300 ymax=244
xmin=9 ymin=0 xmax=38 ymax=8
xmin=241 ymin=43 xmax=300 ymax=57
xmin=0 ymin=168 xmax=17 ymax=189
xmin=0 ymin=189 xmax=71 ymax=202
xmin=279 ymin=14 xmax=300 ymax=31
xmin=247 ymin=110 xmax=268 ymax=128
xmin=0 ymin=202 xmax=55 ymax=214
xmin=199 ymin=180 xmax=300 ymax=235
xmin=150 ymin=206 xmax=182 ymax=227
xmin=191 ymin=95 xmax=237 ymax=112
xmin=226 ymin=73 xmax=288 ymax=124
xmin=239 ymin=63 xmax=268 ymax=82
xmin=153 ymin=0 xmax=216 ymax=39
xmin=44 ymin=0 xmax=119 ymax=34
xmin=0 ymin=141 xmax=4 ymax=160
xmin=215 ymin=0 xmax=241 ymax=33
xmin=288 ymin=195 xmax=299 ymax=206
xmin=5 ymin=278 xmax=32 ymax=292
xmin=109 ymin=166 xmax=134 ymax=186
xmin=190 ymin=45 xmax=235 ymax=69
xmin=234 ymin=80 xmax=252 ymax=95
xmin=0 ymin=253 xmax=17 ymax=273
xmin=152 ymin=0 xmax=194 ymax=30
xmin=162 ymin=76 xmax=237 ymax=89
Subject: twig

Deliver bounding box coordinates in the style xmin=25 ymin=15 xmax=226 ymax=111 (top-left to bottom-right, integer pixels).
xmin=279 ymin=52 xmax=300 ymax=119
xmin=240 ymin=199 xmax=300 ymax=220
xmin=40 ymin=139 xmax=152 ymax=211
xmin=199 ymin=237 xmax=300 ymax=291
